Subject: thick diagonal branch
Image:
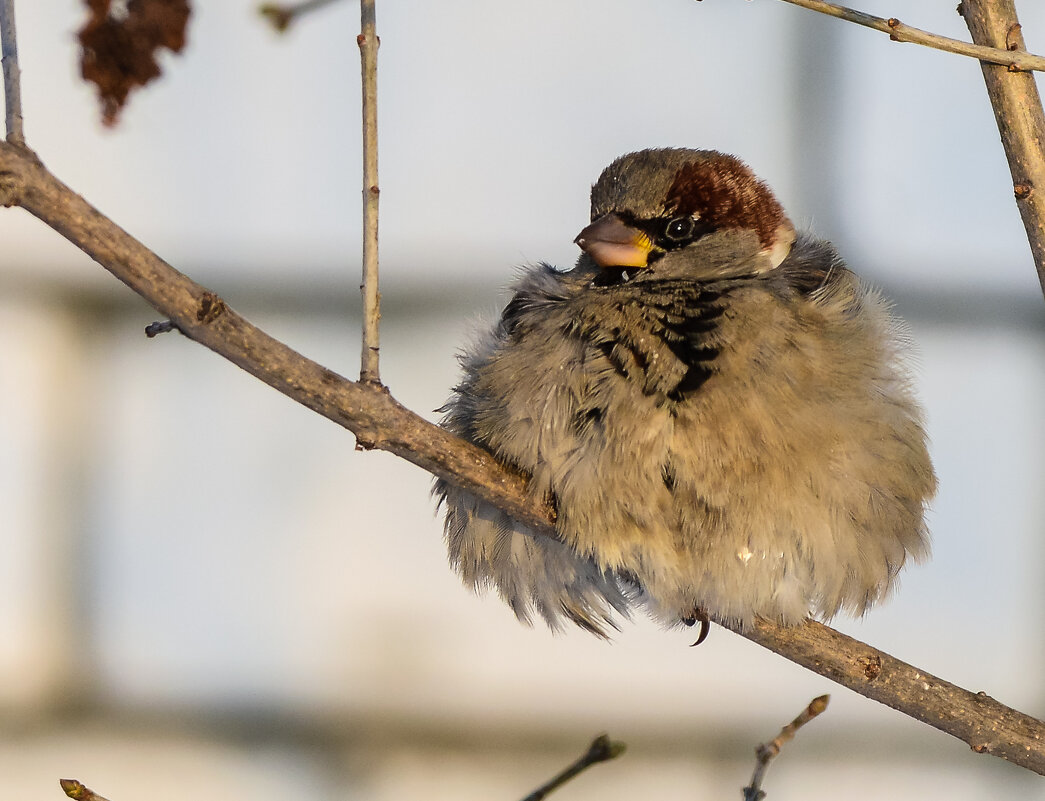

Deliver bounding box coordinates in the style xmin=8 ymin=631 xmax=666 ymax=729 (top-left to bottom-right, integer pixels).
xmin=0 ymin=143 xmax=551 ymax=536
xmin=0 ymin=142 xmax=1042 ymax=775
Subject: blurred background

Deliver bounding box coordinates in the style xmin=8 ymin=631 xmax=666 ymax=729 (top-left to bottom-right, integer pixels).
xmin=0 ymin=0 xmax=1043 ymax=798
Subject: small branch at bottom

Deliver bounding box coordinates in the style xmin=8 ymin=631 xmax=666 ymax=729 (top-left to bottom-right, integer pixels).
xmin=519 ymin=734 xmax=626 ymax=801
xmin=743 ymin=694 xmax=830 ymax=801
xmin=60 ymin=780 xmax=111 ymax=801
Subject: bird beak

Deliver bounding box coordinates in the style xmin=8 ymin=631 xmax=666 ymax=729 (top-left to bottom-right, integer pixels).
xmin=574 ymin=214 xmax=653 ymax=268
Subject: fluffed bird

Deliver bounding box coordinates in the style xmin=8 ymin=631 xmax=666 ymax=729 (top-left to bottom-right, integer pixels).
xmin=435 ymin=148 xmax=936 ymax=640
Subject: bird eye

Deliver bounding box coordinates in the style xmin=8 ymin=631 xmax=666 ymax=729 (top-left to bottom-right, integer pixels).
xmin=665 ymin=215 xmax=696 ymax=241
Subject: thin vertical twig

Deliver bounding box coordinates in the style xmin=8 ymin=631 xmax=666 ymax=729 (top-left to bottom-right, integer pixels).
xmin=0 ymin=0 xmax=25 ymax=146
xmin=358 ymin=0 xmax=381 ymax=384
xmin=961 ymin=0 xmax=1045 ymax=300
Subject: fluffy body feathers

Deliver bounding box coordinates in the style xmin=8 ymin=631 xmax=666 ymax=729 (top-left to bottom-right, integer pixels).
xmin=435 ymin=149 xmax=936 ymax=636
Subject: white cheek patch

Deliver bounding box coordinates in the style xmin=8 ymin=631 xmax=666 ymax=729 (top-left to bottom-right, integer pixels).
xmin=763 ymin=222 xmax=797 ymax=269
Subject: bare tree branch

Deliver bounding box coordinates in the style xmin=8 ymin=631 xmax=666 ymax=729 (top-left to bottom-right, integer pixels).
xmin=0 ymin=141 xmax=552 ymax=534
xmin=2 ymin=0 xmax=1044 ymax=779
xmin=743 ymin=695 xmax=830 ymax=801
xmin=960 ymin=0 xmax=1045 ymax=299
xmin=771 ymin=0 xmax=1045 ymax=72
xmin=358 ymin=0 xmax=381 ymax=384
xmin=0 ymin=0 xmax=25 ymax=145
xmin=0 ymin=140 xmax=1042 ymax=775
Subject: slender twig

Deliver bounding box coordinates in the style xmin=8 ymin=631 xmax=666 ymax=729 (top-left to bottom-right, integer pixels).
xmin=0 ymin=142 xmax=1043 ymax=775
xmin=357 ymin=0 xmax=381 ymax=384
xmin=771 ymin=0 xmax=1045 ymax=72
xmin=519 ymin=734 xmax=626 ymax=801
xmin=743 ymin=695 xmax=830 ymax=801
xmin=0 ymin=0 xmax=25 ymax=145
xmin=59 ymin=780 xmax=111 ymax=801
xmin=961 ymin=0 xmax=1045 ymax=300
xmin=258 ymin=0 xmax=341 ymax=33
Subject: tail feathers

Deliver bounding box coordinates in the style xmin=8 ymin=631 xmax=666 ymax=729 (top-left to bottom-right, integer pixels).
xmin=440 ymin=485 xmax=631 ymax=638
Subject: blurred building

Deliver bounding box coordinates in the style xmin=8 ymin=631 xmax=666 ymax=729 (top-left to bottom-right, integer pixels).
xmin=0 ymin=1 xmax=1042 ymax=799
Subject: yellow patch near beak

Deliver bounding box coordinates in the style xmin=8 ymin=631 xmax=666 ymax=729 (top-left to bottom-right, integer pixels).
xmin=575 ymin=214 xmax=653 ymax=268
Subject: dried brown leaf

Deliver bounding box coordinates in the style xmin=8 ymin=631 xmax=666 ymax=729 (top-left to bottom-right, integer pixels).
xmin=78 ymin=0 xmax=192 ymax=126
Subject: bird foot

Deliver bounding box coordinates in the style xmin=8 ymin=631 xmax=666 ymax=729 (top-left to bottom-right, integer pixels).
xmin=682 ymin=607 xmax=711 ymax=646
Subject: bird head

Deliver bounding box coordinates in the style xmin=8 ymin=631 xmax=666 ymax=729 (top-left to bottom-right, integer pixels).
xmin=574 ymin=149 xmax=796 ymax=281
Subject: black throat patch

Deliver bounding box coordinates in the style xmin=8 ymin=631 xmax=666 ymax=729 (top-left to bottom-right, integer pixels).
xmin=569 ymin=279 xmax=726 ymax=402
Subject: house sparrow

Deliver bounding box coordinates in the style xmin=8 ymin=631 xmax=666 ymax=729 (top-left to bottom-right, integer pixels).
xmin=435 ymin=148 xmax=936 ymax=640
